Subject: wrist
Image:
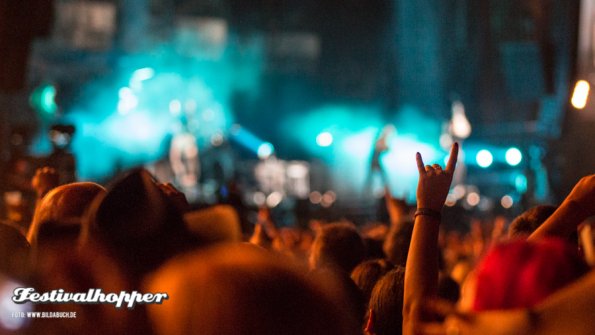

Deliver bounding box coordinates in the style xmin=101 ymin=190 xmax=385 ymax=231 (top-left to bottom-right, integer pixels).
xmin=414 ymin=208 xmax=442 ymax=221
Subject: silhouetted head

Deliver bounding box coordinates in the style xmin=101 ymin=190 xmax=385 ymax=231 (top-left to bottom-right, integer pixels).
xmin=26 ymin=240 xmax=151 ymax=335
xmin=351 ymin=259 xmax=394 ymax=304
xmin=309 ymin=222 xmax=365 ymax=274
xmin=145 ymin=243 xmax=359 ymax=335
xmin=83 ymin=168 xmax=199 ymax=279
xmin=27 ymin=182 xmax=105 ymax=246
xmin=0 ymin=223 xmax=30 ymax=280
xmin=184 ymin=205 xmax=242 ymax=244
xmin=508 ymin=205 xmax=557 ymax=239
xmin=365 ymin=267 xmax=406 ymax=335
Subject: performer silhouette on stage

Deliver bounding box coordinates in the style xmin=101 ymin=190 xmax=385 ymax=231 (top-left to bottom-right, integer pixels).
xmin=365 ymin=125 xmax=395 ymax=195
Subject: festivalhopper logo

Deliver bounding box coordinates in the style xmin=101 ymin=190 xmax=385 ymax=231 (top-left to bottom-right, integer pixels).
xmin=11 ymin=288 xmax=169 ymax=309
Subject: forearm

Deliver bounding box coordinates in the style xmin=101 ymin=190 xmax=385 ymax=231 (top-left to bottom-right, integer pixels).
xmin=403 ymin=215 xmax=441 ymax=334
xmin=528 ymin=200 xmax=588 ymax=242
xmin=529 ymin=270 xmax=595 ymax=335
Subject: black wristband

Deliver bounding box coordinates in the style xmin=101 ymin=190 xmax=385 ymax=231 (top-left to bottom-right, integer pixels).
xmin=414 ymin=208 xmax=442 ymax=221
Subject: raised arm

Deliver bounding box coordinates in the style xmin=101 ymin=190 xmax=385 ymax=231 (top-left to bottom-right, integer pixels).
xmin=403 ymin=143 xmax=458 ymax=335
xmin=528 ymin=174 xmax=595 ymax=241
xmin=419 ymin=268 xmax=595 ymax=335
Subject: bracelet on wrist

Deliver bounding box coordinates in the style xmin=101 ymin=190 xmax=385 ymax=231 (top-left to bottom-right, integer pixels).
xmin=414 ymin=208 xmax=442 ymax=221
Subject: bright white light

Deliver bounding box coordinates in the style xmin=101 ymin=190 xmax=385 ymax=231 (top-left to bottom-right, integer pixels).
xmin=450 ymin=101 xmax=472 ymax=139
xmin=266 ymin=191 xmax=284 ymax=208
xmin=117 ymin=87 xmax=138 ymax=115
xmin=0 ymin=279 xmax=32 ymax=330
xmin=466 ymin=192 xmax=480 ymax=206
xmin=132 ymin=67 xmax=155 ymax=81
xmin=130 ymin=67 xmax=155 ymax=91
xmin=316 ymin=132 xmax=333 ymax=147
xmin=169 ymin=100 xmax=182 ymax=116
xmin=571 ymin=80 xmax=590 ymax=109
xmin=505 ymin=147 xmax=523 ymax=166
xmin=287 ymin=163 xmax=309 ymax=178
xmin=257 ymin=142 xmax=274 ymax=159
xmin=501 ymin=195 xmax=514 ymax=209
xmin=476 ymin=150 xmax=493 ymax=168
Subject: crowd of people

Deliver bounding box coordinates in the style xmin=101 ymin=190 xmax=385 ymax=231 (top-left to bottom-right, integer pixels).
xmin=0 ymin=142 xmax=594 ymax=334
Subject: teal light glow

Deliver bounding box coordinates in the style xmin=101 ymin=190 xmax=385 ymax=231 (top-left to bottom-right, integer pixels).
xmin=284 ymin=104 xmax=442 ymax=199
xmin=30 ymin=83 xmax=58 ymax=116
xmin=257 ymin=142 xmax=275 ymax=159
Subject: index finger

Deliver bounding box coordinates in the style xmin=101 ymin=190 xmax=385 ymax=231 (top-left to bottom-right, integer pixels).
xmin=445 ymin=142 xmax=459 ymax=173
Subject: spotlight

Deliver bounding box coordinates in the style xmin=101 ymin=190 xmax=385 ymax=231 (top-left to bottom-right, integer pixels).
xmin=316 ymin=132 xmax=333 ymax=147
xmin=571 ymin=80 xmax=590 ymax=109
xmin=505 ymin=147 xmax=522 ymax=166
xmin=257 ymin=142 xmax=274 ymax=159
xmin=476 ymin=149 xmax=493 ymax=168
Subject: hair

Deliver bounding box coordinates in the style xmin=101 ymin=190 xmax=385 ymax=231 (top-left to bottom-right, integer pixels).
xmin=472 ymin=238 xmax=589 ymax=311
xmin=437 ymin=273 xmax=460 ymax=303
xmin=82 ymin=168 xmax=200 ymax=281
xmin=184 ymin=205 xmax=242 ymax=244
xmin=508 ymin=205 xmax=557 ymax=239
xmin=145 ymin=243 xmax=359 ymax=335
xmin=25 ymin=240 xmax=151 ymax=335
xmin=309 ymin=222 xmax=365 ymax=274
xmin=366 ymin=267 xmax=406 ymax=335
xmin=27 ymin=182 xmax=105 ymax=245
xmin=0 ymin=222 xmax=30 ymax=280
xmin=351 ymin=259 xmax=394 ymax=304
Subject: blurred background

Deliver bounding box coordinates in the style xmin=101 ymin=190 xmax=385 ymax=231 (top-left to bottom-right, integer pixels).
xmin=0 ymin=0 xmax=594 ymax=227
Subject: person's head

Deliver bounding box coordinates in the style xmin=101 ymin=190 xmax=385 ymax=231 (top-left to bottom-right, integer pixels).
xmin=459 ymin=238 xmax=589 ymax=311
xmin=351 ymin=259 xmax=394 ymax=304
xmin=0 ymin=223 xmax=30 ymax=280
xmin=184 ymin=205 xmax=242 ymax=244
xmin=437 ymin=273 xmax=460 ymax=303
xmin=27 ymin=182 xmax=105 ymax=246
xmin=82 ymin=168 xmax=199 ymax=280
xmin=365 ymin=267 xmax=406 ymax=335
xmin=26 ymin=240 xmax=150 ymax=335
xmin=145 ymin=243 xmax=359 ymax=335
xmin=508 ymin=205 xmax=557 ymax=239
xmin=309 ymin=222 xmax=365 ymax=274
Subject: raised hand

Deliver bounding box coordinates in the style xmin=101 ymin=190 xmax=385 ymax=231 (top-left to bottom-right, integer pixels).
xmin=385 ymin=191 xmax=409 ymax=226
xmin=529 ymin=174 xmax=595 ymax=241
xmin=403 ymin=143 xmax=459 ymax=335
xmin=415 ymin=143 xmax=459 ymax=212
xmin=31 ymin=167 xmax=60 ymax=198
xmin=564 ymin=174 xmax=595 ymax=218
